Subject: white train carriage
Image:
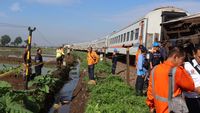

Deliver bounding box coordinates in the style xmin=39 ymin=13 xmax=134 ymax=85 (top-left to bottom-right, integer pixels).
xmin=106 ymin=6 xmax=187 ymax=55
xmin=72 ymin=42 xmax=91 ymax=51
xmin=94 ymin=35 xmax=109 ymax=52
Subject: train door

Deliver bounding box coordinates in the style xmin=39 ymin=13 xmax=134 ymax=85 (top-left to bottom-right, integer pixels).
xmin=146 ymin=33 xmax=153 ymax=49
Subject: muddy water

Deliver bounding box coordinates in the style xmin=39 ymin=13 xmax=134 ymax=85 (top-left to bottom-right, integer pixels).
xmin=49 ymin=61 xmax=80 ymax=113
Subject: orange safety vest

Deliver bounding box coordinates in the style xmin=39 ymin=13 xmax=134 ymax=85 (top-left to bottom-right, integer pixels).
xmin=87 ymin=51 xmax=99 ymax=65
xmin=146 ymin=61 xmax=194 ymax=113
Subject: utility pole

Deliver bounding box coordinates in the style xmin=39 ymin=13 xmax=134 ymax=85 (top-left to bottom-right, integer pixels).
xmin=122 ymin=44 xmax=133 ymax=85
xmin=25 ymin=27 xmax=36 ymax=90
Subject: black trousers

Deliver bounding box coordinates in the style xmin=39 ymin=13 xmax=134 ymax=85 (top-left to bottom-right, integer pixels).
xmin=112 ymin=63 xmax=117 ymax=74
xmin=185 ymin=97 xmax=200 ymax=113
xmin=35 ymin=66 xmax=42 ymax=76
xmin=88 ymin=65 xmax=95 ymax=80
xmin=135 ymin=76 xmax=145 ymax=96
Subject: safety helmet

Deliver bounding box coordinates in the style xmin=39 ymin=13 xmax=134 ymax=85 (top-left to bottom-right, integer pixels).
xmin=153 ymin=42 xmax=159 ymax=47
xmin=114 ymin=48 xmax=118 ymax=52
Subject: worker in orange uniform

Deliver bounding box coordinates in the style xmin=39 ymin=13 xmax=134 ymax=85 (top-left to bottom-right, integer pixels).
xmin=146 ymin=47 xmax=195 ymax=113
xmin=87 ymin=47 xmax=99 ymax=84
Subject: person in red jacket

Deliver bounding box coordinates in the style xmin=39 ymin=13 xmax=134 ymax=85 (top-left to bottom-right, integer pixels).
xmin=146 ymin=47 xmax=194 ymax=113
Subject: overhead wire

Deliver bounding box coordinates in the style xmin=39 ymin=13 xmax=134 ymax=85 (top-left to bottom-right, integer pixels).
xmin=0 ymin=22 xmax=29 ymax=28
xmin=35 ymin=29 xmax=54 ymax=46
xmin=0 ymin=22 xmax=54 ymax=46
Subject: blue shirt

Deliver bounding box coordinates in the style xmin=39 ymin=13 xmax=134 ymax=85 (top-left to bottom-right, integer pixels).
xmin=137 ymin=54 xmax=147 ymax=76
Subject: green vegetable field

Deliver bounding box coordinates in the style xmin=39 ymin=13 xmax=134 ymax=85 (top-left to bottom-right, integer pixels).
xmin=73 ymin=51 xmax=149 ymax=113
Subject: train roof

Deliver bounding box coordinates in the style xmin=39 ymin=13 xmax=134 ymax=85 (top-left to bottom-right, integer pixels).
xmin=152 ymin=6 xmax=187 ymax=12
xmin=109 ymin=6 xmax=187 ymax=36
xmin=162 ymin=12 xmax=200 ymax=24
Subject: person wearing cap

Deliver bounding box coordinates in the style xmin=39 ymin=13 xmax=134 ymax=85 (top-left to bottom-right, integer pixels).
xmin=87 ymin=47 xmax=99 ymax=84
xmin=112 ymin=48 xmax=118 ymax=74
xmin=35 ymin=48 xmax=43 ymax=76
xmin=150 ymin=42 xmax=163 ymax=69
xmin=136 ymin=47 xmax=147 ymax=96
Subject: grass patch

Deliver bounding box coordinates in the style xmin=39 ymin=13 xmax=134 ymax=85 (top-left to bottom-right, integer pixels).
xmin=72 ymin=51 xmax=149 ymax=113
xmin=85 ymin=75 xmax=149 ymax=113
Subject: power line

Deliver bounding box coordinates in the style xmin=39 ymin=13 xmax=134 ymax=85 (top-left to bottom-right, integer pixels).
xmin=0 ymin=22 xmax=55 ymax=46
xmin=0 ymin=22 xmax=29 ymax=28
xmin=36 ymin=29 xmax=54 ymax=46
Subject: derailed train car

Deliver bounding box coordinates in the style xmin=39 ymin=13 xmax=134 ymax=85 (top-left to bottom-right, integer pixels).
xmin=72 ymin=6 xmax=193 ymax=56
xmin=106 ymin=6 xmax=188 ymax=55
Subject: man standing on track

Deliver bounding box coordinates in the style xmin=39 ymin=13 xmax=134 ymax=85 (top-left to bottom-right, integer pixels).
xmin=111 ymin=48 xmax=118 ymax=74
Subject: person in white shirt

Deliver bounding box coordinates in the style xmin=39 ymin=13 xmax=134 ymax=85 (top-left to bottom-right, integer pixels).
xmin=184 ymin=45 xmax=200 ymax=113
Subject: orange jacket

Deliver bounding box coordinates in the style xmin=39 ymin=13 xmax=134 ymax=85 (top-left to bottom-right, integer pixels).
xmin=146 ymin=61 xmax=194 ymax=113
xmin=87 ymin=51 xmax=99 ymax=65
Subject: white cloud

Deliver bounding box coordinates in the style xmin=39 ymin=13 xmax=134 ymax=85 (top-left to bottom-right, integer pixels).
xmin=29 ymin=0 xmax=81 ymax=5
xmin=10 ymin=2 xmax=22 ymax=12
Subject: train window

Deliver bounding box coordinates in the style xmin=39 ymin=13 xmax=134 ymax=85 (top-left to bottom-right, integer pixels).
xmin=131 ymin=30 xmax=134 ymax=40
xmin=117 ymin=36 xmax=119 ymax=43
xmin=118 ymin=36 xmax=120 ymax=43
xmin=127 ymin=32 xmax=130 ymax=41
xmin=124 ymin=33 xmax=126 ymax=42
xmin=121 ymin=34 xmax=123 ymax=42
xmin=135 ymin=28 xmax=139 ymax=40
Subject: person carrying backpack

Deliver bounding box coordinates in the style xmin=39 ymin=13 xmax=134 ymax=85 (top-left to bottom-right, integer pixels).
xmin=146 ymin=47 xmax=194 ymax=113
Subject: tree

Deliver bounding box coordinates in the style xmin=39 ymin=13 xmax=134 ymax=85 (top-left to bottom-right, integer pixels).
xmin=1 ymin=35 xmax=11 ymax=46
xmin=14 ymin=36 xmax=22 ymax=46
xmin=24 ymin=39 xmax=28 ymax=45
xmin=10 ymin=42 xmax=15 ymax=46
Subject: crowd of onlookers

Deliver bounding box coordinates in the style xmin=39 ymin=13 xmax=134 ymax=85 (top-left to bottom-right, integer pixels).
xmin=22 ymin=40 xmax=200 ymax=113
xmin=134 ymin=40 xmax=200 ymax=113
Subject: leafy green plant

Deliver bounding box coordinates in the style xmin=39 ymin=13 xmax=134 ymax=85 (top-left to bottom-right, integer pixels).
xmin=0 ymin=81 xmax=33 ymax=113
xmin=0 ymin=81 xmax=12 ymax=96
xmin=0 ymin=94 xmax=33 ymax=113
xmin=28 ymin=75 xmax=58 ymax=93
xmin=85 ymin=75 xmax=149 ymax=113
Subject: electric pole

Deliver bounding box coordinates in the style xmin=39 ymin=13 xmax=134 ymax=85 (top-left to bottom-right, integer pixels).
xmin=25 ymin=27 xmax=36 ymax=90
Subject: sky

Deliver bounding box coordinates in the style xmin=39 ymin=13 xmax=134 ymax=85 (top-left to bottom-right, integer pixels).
xmin=0 ymin=0 xmax=200 ymax=46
